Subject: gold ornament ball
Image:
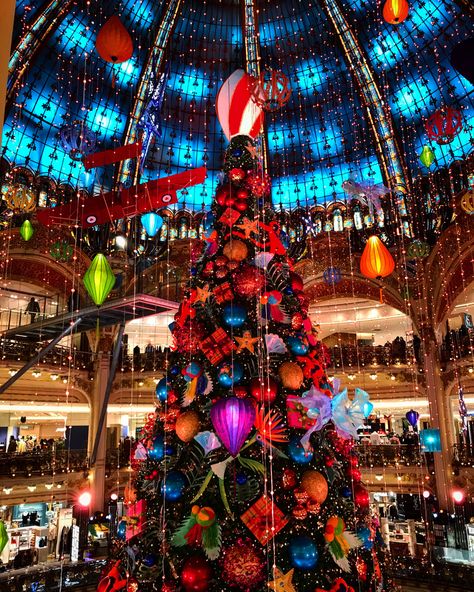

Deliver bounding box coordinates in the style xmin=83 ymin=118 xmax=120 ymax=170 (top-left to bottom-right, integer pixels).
xmin=279 ymin=361 xmax=304 ymax=390
xmin=301 ymin=470 xmax=328 ymax=504
xmin=460 ymin=190 xmax=474 ymax=215
xmin=175 ymin=410 xmax=200 ymax=442
xmin=223 ymin=239 xmax=248 ymax=262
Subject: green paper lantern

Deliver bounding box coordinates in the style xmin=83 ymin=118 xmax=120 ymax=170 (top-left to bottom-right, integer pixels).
xmin=419 ymin=145 xmax=435 ymax=168
xmin=20 ymin=219 xmax=34 ymax=241
xmin=83 ymin=254 xmax=116 ymax=306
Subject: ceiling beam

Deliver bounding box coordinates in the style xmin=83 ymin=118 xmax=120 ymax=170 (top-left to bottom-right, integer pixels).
xmin=7 ymin=0 xmax=74 ymax=107
xmin=322 ymin=0 xmax=412 ymax=228
xmin=116 ymin=0 xmax=183 ymax=186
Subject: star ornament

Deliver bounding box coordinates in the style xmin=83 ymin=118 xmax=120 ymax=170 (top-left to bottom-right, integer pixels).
xmin=235 ymin=330 xmax=260 ymax=354
xmin=268 ymin=568 xmax=296 ymax=591
xmin=194 ymin=284 xmax=211 ymax=304
xmin=235 ymin=217 xmax=259 ymax=239
xmin=245 ymin=142 xmax=258 ymax=159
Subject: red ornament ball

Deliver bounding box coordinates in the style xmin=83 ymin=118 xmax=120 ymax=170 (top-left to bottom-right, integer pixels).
xmin=181 ymin=555 xmax=212 ymax=592
xmin=228 ymin=168 xmax=247 ymax=183
xmin=290 ymin=271 xmax=304 ymax=292
xmin=249 ymin=376 xmax=278 ymax=403
xmin=354 ymin=483 xmax=370 ymax=509
xmin=291 ymin=312 xmax=304 ymax=330
xmin=282 ymin=467 xmax=297 ymax=490
xmin=236 ymin=188 xmax=250 ymax=200
xmin=245 ymin=171 xmax=271 ymax=198
xmin=216 ymin=185 xmax=230 ymax=206
xmin=233 ymin=385 xmax=248 ymax=399
xmin=127 ymin=577 xmax=139 ymax=592
xmin=233 ymin=265 xmax=265 ymax=297
xmin=234 ymin=199 xmax=248 ymax=212
xmin=347 ymin=467 xmax=361 ymax=482
xmin=221 ymin=538 xmax=265 ymax=590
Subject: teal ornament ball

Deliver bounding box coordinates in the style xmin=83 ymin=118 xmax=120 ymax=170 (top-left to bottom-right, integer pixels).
xmin=148 ymin=435 xmax=164 ymax=461
xmin=223 ymin=303 xmax=247 ymax=327
xmin=289 ymin=535 xmax=319 ymax=570
xmin=288 ymin=435 xmax=313 ymax=464
xmin=286 ymin=336 xmax=309 ymax=355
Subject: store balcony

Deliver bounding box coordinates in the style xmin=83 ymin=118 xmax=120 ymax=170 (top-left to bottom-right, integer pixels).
xmin=325 ymin=342 xmax=420 ymax=373
xmin=355 ymin=444 xmax=432 ymax=469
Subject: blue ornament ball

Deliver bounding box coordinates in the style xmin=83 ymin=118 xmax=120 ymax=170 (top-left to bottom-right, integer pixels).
xmin=183 ymin=361 xmax=202 ymax=382
xmin=142 ymin=553 xmax=157 ymax=567
xmin=117 ymin=520 xmax=127 ymax=541
xmin=155 ymin=377 xmax=169 ymax=402
xmin=170 ymin=365 xmax=180 ymax=376
xmin=357 ymin=527 xmax=373 ymax=550
xmin=283 ymin=286 xmax=293 ymax=296
xmin=236 ymin=472 xmax=248 ymax=485
xmin=165 ymin=444 xmax=174 ymax=456
xmin=289 ymin=535 xmax=319 ymax=570
xmin=223 ymin=303 xmax=247 ymax=327
xmin=287 ymin=435 xmax=314 ymax=465
xmin=341 ymin=486 xmax=352 ymax=498
xmin=218 ymin=361 xmax=244 ymax=387
xmin=148 ymin=435 xmax=164 ymax=461
xmin=286 ymin=336 xmax=309 ymax=355
xmin=161 ymin=470 xmax=187 ymax=501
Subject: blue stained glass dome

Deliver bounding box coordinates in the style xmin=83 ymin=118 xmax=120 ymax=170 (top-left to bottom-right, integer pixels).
xmin=2 ymin=0 xmax=473 ymax=211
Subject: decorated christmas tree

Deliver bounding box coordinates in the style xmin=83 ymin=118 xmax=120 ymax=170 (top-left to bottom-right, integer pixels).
xmin=102 ymin=70 xmax=393 ymax=592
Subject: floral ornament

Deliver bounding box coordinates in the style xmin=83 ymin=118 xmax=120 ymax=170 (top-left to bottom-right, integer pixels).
xmin=324 ymin=516 xmax=362 ymax=572
xmin=254 ymin=406 xmax=288 ymax=457
xmin=194 ymin=431 xmax=221 ymax=455
xmin=172 ymin=505 xmax=221 ymax=560
xmin=289 ymin=382 xmax=370 ymax=448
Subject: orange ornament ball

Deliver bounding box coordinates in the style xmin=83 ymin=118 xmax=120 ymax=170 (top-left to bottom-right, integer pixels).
xmin=175 ymin=410 xmax=200 ymax=442
xmin=279 ymin=361 xmax=304 ymax=390
xmin=301 ymin=470 xmax=328 ymax=504
xmin=223 ymin=240 xmax=248 ymax=262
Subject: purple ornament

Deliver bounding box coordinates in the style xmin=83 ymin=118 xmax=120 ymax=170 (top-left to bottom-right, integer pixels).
xmin=210 ymin=397 xmax=256 ymax=457
xmin=405 ymin=409 xmax=419 ymax=428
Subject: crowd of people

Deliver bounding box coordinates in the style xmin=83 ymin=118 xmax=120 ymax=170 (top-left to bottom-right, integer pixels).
xmin=4 ymin=435 xmax=65 ymax=454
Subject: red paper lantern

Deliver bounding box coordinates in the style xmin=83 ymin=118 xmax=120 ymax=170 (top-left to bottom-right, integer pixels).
xmin=96 ymin=16 xmax=133 ymax=64
xmin=360 ymin=236 xmax=395 ymax=279
xmin=382 ymin=0 xmax=409 ymax=25
xmin=425 ymin=106 xmax=463 ymax=145
xmin=251 ymin=69 xmax=292 ymax=112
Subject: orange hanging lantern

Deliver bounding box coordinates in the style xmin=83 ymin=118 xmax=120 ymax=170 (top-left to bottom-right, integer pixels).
xmin=95 ymin=16 xmax=133 ymax=64
xmin=360 ymin=235 xmax=395 ymax=280
xmin=382 ymin=0 xmax=409 ymax=25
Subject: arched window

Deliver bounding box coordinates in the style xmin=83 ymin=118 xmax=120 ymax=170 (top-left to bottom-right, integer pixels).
xmin=353 ymin=205 xmax=363 ymax=230
xmin=179 ymin=217 xmax=189 ymax=239
xmin=333 ymin=208 xmax=343 ymax=232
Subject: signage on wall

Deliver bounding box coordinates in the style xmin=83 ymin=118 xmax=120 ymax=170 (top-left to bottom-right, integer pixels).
xmin=71 ymin=525 xmax=80 ymax=562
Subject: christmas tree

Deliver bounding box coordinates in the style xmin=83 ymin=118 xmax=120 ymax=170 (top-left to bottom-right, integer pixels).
xmin=102 ymin=71 xmax=393 ymax=592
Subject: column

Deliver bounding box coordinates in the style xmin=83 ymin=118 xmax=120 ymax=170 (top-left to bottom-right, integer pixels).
xmin=0 ymin=0 xmax=15 ymax=144
xmin=424 ymin=337 xmax=453 ymax=510
xmin=89 ymin=352 xmax=109 ymax=513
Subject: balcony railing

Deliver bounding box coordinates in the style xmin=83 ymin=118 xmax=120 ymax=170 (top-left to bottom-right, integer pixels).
xmin=326 ymin=343 xmax=419 ymax=370
xmin=0 ymin=449 xmax=89 ymax=477
xmin=355 ymin=444 xmax=431 ymax=468
xmin=0 ymin=340 xmax=93 ymax=371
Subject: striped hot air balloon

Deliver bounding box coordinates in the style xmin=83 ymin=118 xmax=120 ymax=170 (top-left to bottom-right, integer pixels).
xmin=216 ymin=69 xmax=264 ymax=141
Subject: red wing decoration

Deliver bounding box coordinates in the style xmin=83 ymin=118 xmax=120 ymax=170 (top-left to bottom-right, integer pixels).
xmin=36 ymin=167 xmax=207 ymax=228
xmin=83 ymin=141 xmax=142 ymax=170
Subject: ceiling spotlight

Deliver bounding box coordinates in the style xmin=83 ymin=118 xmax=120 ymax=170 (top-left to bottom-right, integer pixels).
xmin=468 ymin=367 xmax=474 ymax=374
xmin=347 ymin=373 xmax=355 ymax=381
xmin=45 ymin=483 xmax=54 ymax=490
xmin=375 ymin=474 xmax=384 ymax=481
xmin=115 ymin=235 xmax=127 ymax=250
xmin=152 ymin=377 xmax=159 ymax=385
xmin=62 ymin=376 xmax=68 ymax=384
xmin=8 ymin=369 xmax=17 ymax=377
xmin=389 ymin=373 xmax=396 ymax=381
xmin=27 ymin=485 xmax=37 ymax=492
xmin=32 ymin=370 xmax=42 ymax=378
xmin=137 ymin=380 xmax=145 ymax=387
xmin=3 ymin=488 xmax=12 ymax=495
xmin=369 ymin=372 xmax=378 ymax=381
xmin=50 ymin=373 xmax=59 ymax=381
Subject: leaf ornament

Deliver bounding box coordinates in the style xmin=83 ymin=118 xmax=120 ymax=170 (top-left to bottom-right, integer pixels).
xmin=324 ymin=516 xmax=362 ymax=572
xmin=172 ymin=505 xmax=222 ymax=560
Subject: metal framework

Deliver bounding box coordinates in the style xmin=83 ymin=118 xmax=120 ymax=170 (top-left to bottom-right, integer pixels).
xmin=116 ymin=0 xmax=184 ymax=186
xmin=322 ymin=0 xmax=411 ymax=225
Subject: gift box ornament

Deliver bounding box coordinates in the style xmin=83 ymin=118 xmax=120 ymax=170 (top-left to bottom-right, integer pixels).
xmin=286 ymin=395 xmax=317 ymax=430
xmin=241 ymin=495 xmax=288 ymax=545
xmin=126 ymin=499 xmax=146 ymax=540
xmin=200 ymin=328 xmax=236 ymax=364
xmin=218 ymin=207 xmax=241 ymax=227
xmin=213 ymin=281 xmax=234 ymax=303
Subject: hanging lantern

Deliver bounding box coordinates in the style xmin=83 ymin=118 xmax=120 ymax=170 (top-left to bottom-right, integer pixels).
xmin=3 ymin=184 xmax=36 ymax=213
xmin=141 ymin=212 xmax=163 ymax=237
xmin=216 ymin=69 xmax=265 ymax=141
xmin=60 ymin=121 xmax=97 ymax=161
xmin=250 ymin=69 xmax=292 ymax=112
xmin=382 ymin=0 xmax=409 ymax=25
xmin=360 ymin=236 xmax=395 ymax=279
xmin=425 ymin=107 xmax=462 ymax=145
xmin=460 ymin=189 xmax=474 ymax=215
xmin=19 ymin=219 xmax=34 ymax=242
xmin=210 ymin=397 xmax=256 ymax=457
xmin=405 ymin=409 xmax=419 ymax=428
xmin=406 ymin=240 xmax=430 ymax=259
xmin=323 ymin=267 xmax=342 ymax=286
xmin=95 ymin=16 xmax=133 ymax=64
xmin=83 ymin=254 xmax=116 ymax=306
xmin=419 ymin=146 xmax=435 ymax=168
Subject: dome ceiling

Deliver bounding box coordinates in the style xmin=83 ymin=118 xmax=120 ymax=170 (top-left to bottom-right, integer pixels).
xmin=2 ymin=0 xmax=473 ymax=211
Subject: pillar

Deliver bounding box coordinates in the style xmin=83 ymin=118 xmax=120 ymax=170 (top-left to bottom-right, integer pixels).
xmin=89 ymin=352 xmax=109 ymax=513
xmin=424 ymin=336 xmax=453 ymax=509
xmin=0 ymin=0 xmax=15 ymax=145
